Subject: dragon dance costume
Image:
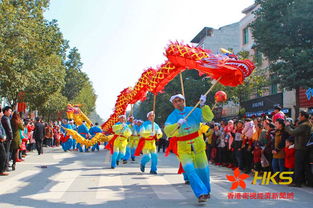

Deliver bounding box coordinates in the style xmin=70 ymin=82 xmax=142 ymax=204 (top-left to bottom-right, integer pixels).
xmin=135 ymin=120 xmax=163 ymax=174
xmin=106 ymin=121 xmax=132 ymax=169
xmin=69 ymin=120 xmax=77 ymax=150
xmin=77 ymin=123 xmax=90 ymax=152
xmin=97 ymin=42 xmax=255 ymax=203
xmin=89 ymin=124 xmax=103 ymax=151
xmin=164 ymin=102 xmax=214 ymax=199
xmin=129 ymin=122 xmax=141 ymax=161
xmin=61 ymin=121 xmax=73 ymax=151
xmin=122 ymin=120 xmax=134 ymax=162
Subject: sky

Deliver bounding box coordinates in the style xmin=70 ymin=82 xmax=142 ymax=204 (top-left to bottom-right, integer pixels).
xmin=45 ymin=0 xmax=255 ymax=121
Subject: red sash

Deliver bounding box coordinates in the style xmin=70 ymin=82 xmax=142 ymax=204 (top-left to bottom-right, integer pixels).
xmin=165 ymin=131 xmax=199 ymax=156
xmin=134 ymin=136 xmax=156 ymax=156
xmin=165 ymin=131 xmax=199 ymax=174
xmin=105 ymin=135 xmax=120 ymax=154
xmin=79 ymin=132 xmax=89 ymax=139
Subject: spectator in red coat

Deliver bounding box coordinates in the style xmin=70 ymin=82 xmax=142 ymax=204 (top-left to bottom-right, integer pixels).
xmin=53 ymin=124 xmax=60 ymax=147
xmin=252 ymin=142 xmax=262 ymax=172
xmin=284 ymin=137 xmax=295 ymax=170
xmin=26 ymin=121 xmax=35 ymax=151
xmin=272 ymin=105 xmax=285 ymax=123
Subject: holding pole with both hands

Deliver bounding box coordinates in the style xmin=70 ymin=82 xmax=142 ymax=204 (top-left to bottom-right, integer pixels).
xmin=171 ymin=77 xmax=221 ymax=135
xmin=164 ymin=78 xmax=218 ymax=203
xmin=134 ymin=94 xmax=163 ymax=174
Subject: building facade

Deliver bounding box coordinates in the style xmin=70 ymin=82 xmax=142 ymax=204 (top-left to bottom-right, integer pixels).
xmin=191 ymin=23 xmax=242 ymax=120
xmin=298 ymin=88 xmax=313 ymax=114
xmin=239 ymin=3 xmax=297 ymax=119
xmin=241 ymin=93 xmax=291 ymax=118
xmin=191 ymin=23 xmax=241 ymax=54
xmin=191 ymin=3 xmax=299 ymax=119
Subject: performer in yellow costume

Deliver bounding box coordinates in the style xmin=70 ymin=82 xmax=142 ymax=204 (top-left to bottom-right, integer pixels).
xmin=135 ymin=111 xmax=162 ymax=174
xmin=106 ymin=115 xmax=132 ymax=169
xmin=122 ymin=116 xmax=135 ymax=163
xmin=164 ymin=94 xmax=214 ymax=203
xmin=129 ymin=120 xmax=142 ymax=161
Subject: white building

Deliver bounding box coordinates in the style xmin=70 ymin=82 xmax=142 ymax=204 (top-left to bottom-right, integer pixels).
xmin=191 ymin=23 xmax=241 ymax=54
xmin=191 ymin=24 xmax=242 ymax=119
xmin=239 ymin=3 xmax=296 ymax=119
xmin=190 ymin=3 xmax=297 ymax=119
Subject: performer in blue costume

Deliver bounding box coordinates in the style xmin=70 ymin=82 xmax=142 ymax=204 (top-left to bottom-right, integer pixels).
xmin=183 ymin=172 xmax=190 ymax=184
xmin=77 ymin=121 xmax=90 ymax=152
xmin=60 ymin=119 xmax=73 ymax=152
xmin=135 ymin=111 xmax=163 ymax=174
xmin=164 ymin=94 xmax=214 ymax=203
xmin=90 ymin=123 xmax=102 ymax=152
xmin=69 ymin=119 xmax=77 ymax=151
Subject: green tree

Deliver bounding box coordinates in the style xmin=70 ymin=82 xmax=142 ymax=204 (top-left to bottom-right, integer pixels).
xmin=26 ymin=54 xmax=66 ymax=111
xmin=39 ymin=91 xmax=68 ymax=121
xmin=62 ymin=47 xmax=97 ymax=115
xmin=62 ymin=47 xmax=88 ymax=101
xmin=0 ymin=0 xmax=67 ymax=108
xmin=251 ymin=0 xmax=313 ymax=89
xmin=0 ymin=0 xmax=97 ymax=119
xmin=71 ymin=81 xmax=97 ymax=115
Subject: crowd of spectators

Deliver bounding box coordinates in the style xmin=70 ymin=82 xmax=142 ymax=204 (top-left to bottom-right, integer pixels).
xmin=203 ymin=107 xmax=313 ymax=187
xmin=1 ymin=104 xmax=313 ymax=189
xmin=0 ymin=106 xmax=62 ymax=176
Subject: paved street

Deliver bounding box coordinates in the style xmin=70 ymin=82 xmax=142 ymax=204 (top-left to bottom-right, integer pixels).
xmin=0 ymin=146 xmax=312 ymax=208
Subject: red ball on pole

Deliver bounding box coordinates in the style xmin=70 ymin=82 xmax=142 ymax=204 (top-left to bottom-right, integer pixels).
xmin=214 ymin=91 xmax=227 ymax=103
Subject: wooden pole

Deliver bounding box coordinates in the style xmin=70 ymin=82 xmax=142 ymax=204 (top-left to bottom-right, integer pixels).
xmin=130 ymin=104 xmax=134 ymax=117
xmin=183 ymin=77 xmax=221 ymax=120
xmin=212 ymin=102 xmax=217 ymax=111
xmin=179 ymin=73 xmax=186 ymax=106
xmin=152 ymin=94 xmax=157 ymax=133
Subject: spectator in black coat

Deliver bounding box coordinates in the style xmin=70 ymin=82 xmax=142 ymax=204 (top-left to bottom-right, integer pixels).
xmin=1 ymin=106 xmax=13 ymax=171
xmin=0 ymin=106 xmax=9 ymax=176
xmin=33 ymin=117 xmax=45 ymax=155
xmin=286 ymin=111 xmax=312 ymax=187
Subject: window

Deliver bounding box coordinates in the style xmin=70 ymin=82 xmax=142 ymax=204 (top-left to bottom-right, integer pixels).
xmin=243 ymin=27 xmax=249 ymax=45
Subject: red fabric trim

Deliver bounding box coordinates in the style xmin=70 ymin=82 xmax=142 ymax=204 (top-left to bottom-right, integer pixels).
xmin=134 ymin=136 xmax=156 ymax=156
xmin=105 ymin=135 xmax=119 ymax=154
xmin=60 ymin=135 xmax=70 ymax=143
xmin=165 ymin=131 xmax=199 ymax=157
xmin=17 ymin=102 xmax=27 ymax=112
xmin=178 ymin=163 xmax=184 ymax=174
xmin=165 ymin=131 xmax=199 ymax=175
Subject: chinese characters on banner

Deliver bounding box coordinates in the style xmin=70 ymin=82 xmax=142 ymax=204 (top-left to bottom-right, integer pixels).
xmin=227 ymin=192 xmax=295 ymax=200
